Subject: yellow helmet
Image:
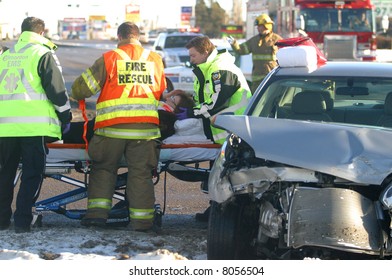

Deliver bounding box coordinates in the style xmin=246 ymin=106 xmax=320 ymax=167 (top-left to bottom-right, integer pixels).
xmin=254 ymin=14 xmax=274 ymax=31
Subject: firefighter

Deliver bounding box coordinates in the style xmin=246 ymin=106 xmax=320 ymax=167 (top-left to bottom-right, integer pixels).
xmin=71 ymin=22 xmax=166 ymax=232
xmin=229 ymin=14 xmax=282 ymax=94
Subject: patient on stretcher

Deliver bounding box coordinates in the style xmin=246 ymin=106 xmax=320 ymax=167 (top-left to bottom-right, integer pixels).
xmin=62 ymin=89 xmax=209 ymax=144
xmin=47 ymin=89 xmax=219 ymax=164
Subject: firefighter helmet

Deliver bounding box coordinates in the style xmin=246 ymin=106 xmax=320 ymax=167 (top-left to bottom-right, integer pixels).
xmin=254 ymin=14 xmax=274 ymax=31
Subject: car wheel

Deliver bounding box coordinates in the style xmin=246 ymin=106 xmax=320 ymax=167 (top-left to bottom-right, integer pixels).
xmin=165 ymin=77 xmax=174 ymax=92
xmin=207 ymin=199 xmax=258 ymax=260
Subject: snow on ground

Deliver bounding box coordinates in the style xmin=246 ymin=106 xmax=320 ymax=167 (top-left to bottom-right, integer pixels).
xmin=0 ymin=213 xmax=207 ymax=261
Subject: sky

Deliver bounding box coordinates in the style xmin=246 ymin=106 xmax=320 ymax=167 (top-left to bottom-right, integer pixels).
xmin=0 ymin=0 xmax=241 ymax=35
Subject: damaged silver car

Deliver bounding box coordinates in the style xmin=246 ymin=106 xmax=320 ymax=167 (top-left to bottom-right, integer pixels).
xmin=207 ymin=59 xmax=392 ymax=260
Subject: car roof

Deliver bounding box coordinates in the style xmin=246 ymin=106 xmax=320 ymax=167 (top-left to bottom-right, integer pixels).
xmin=275 ymin=61 xmax=392 ymax=78
xmin=158 ymin=32 xmax=203 ymax=37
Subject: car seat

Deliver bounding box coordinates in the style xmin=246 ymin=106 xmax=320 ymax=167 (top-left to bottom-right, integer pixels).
xmin=376 ymin=92 xmax=392 ymax=128
xmin=289 ymin=90 xmax=333 ymax=122
xmin=319 ymin=90 xmax=334 ymax=111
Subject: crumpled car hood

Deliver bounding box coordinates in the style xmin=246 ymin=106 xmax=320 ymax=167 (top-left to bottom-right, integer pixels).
xmin=215 ymin=115 xmax=392 ymax=185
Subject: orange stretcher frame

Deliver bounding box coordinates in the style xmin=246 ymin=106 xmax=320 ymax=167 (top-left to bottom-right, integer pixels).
xmin=46 ymin=143 xmax=222 ymax=149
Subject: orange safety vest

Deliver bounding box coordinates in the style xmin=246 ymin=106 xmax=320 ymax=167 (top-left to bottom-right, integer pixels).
xmin=94 ymin=44 xmax=166 ymax=130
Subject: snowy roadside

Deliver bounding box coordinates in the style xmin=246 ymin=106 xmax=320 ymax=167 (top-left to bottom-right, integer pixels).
xmin=0 ymin=213 xmax=208 ymax=260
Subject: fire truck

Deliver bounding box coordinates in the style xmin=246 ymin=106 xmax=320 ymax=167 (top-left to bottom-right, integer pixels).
xmin=295 ymin=0 xmax=377 ymax=61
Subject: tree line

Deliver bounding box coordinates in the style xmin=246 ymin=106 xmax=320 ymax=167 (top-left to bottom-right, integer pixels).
xmin=195 ymin=0 xmax=227 ymax=38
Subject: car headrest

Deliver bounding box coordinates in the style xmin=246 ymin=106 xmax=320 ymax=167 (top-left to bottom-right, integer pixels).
xmin=385 ymin=92 xmax=392 ymax=115
xmin=292 ymin=91 xmax=327 ymax=114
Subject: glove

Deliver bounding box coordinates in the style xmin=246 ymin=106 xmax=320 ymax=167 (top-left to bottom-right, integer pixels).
xmin=62 ymin=123 xmax=71 ymax=134
xmin=193 ymin=105 xmax=211 ymax=118
xmin=175 ymin=107 xmax=189 ymax=120
xmin=226 ymin=36 xmax=235 ymax=45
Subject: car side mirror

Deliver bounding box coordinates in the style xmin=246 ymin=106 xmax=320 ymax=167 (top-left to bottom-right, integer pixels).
xmin=155 ymin=46 xmax=163 ymax=51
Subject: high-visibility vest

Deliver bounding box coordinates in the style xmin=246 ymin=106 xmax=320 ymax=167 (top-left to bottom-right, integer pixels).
xmin=84 ymin=45 xmax=166 ymax=139
xmin=0 ymin=31 xmax=62 ymax=138
xmin=193 ymin=49 xmax=251 ymax=144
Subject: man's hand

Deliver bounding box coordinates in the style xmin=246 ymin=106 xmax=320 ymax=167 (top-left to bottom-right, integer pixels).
xmin=226 ymin=36 xmax=235 ymax=45
xmin=193 ymin=105 xmax=211 ymax=118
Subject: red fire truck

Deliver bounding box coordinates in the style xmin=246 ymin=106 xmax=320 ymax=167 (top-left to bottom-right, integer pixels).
xmin=295 ymin=0 xmax=377 ymax=61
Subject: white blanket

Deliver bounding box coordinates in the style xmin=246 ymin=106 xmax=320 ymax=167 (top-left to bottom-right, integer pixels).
xmin=163 ymin=118 xmax=213 ymax=144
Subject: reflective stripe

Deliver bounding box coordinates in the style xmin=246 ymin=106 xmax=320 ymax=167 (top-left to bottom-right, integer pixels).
xmin=95 ymin=97 xmax=159 ymax=124
xmin=87 ymin=198 xmax=112 ymax=210
xmin=0 ymin=92 xmax=48 ymax=101
xmin=0 ymin=115 xmax=60 ymax=126
xmin=253 ymin=54 xmax=276 ymax=61
xmin=129 ymin=208 xmax=154 ymax=220
xmin=211 ymin=89 xmax=249 ymax=117
xmin=0 ymin=69 xmax=6 ymax=83
xmin=82 ymin=68 xmax=101 ymax=93
xmin=53 ymin=101 xmax=72 ymax=113
xmin=113 ymin=48 xmax=155 ymax=100
xmin=213 ymin=131 xmax=229 ymax=143
xmin=96 ymin=103 xmax=158 ymax=115
xmin=95 ymin=127 xmax=160 ymax=139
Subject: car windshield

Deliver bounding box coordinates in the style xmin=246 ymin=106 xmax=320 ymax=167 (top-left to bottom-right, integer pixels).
xmin=164 ymin=35 xmax=200 ymax=48
xmin=249 ymin=76 xmax=392 ymax=127
xmin=300 ymin=8 xmax=374 ymax=32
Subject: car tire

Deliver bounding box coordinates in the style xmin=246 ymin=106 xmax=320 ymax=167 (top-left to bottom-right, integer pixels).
xmin=207 ymin=199 xmax=257 ymax=260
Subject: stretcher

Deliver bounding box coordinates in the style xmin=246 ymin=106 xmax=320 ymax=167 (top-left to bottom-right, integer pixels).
xmin=18 ymin=141 xmax=221 ymax=227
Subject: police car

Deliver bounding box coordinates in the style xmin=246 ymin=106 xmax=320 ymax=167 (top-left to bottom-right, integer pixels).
xmin=164 ymin=39 xmax=252 ymax=95
xmin=153 ymin=32 xmax=203 ymax=68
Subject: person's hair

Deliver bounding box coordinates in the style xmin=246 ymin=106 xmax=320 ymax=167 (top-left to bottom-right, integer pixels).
xmin=117 ymin=22 xmax=140 ymax=39
xmin=173 ymin=93 xmax=195 ymax=114
xmin=185 ymin=36 xmax=215 ymax=56
xmin=21 ymin=17 xmax=45 ymax=34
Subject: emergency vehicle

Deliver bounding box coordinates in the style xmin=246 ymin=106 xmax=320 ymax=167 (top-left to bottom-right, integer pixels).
xmin=295 ymin=0 xmax=377 ymax=61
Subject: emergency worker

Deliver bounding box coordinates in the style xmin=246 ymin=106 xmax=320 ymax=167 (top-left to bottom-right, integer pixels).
xmin=0 ymin=17 xmax=72 ymax=233
xmin=185 ymin=36 xmax=252 ymax=222
xmin=185 ymin=36 xmax=252 ymax=145
xmin=229 ymin=14 xmax=282 ymax=94
xmin=71 ymin=22 xmax=166 ymax=232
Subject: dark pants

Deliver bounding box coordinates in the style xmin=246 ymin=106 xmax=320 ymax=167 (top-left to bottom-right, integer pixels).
xmin=0 ymin=137 xmax=46 ymax=228
xmin=85 ymin=135 xmax=159 ymax=229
